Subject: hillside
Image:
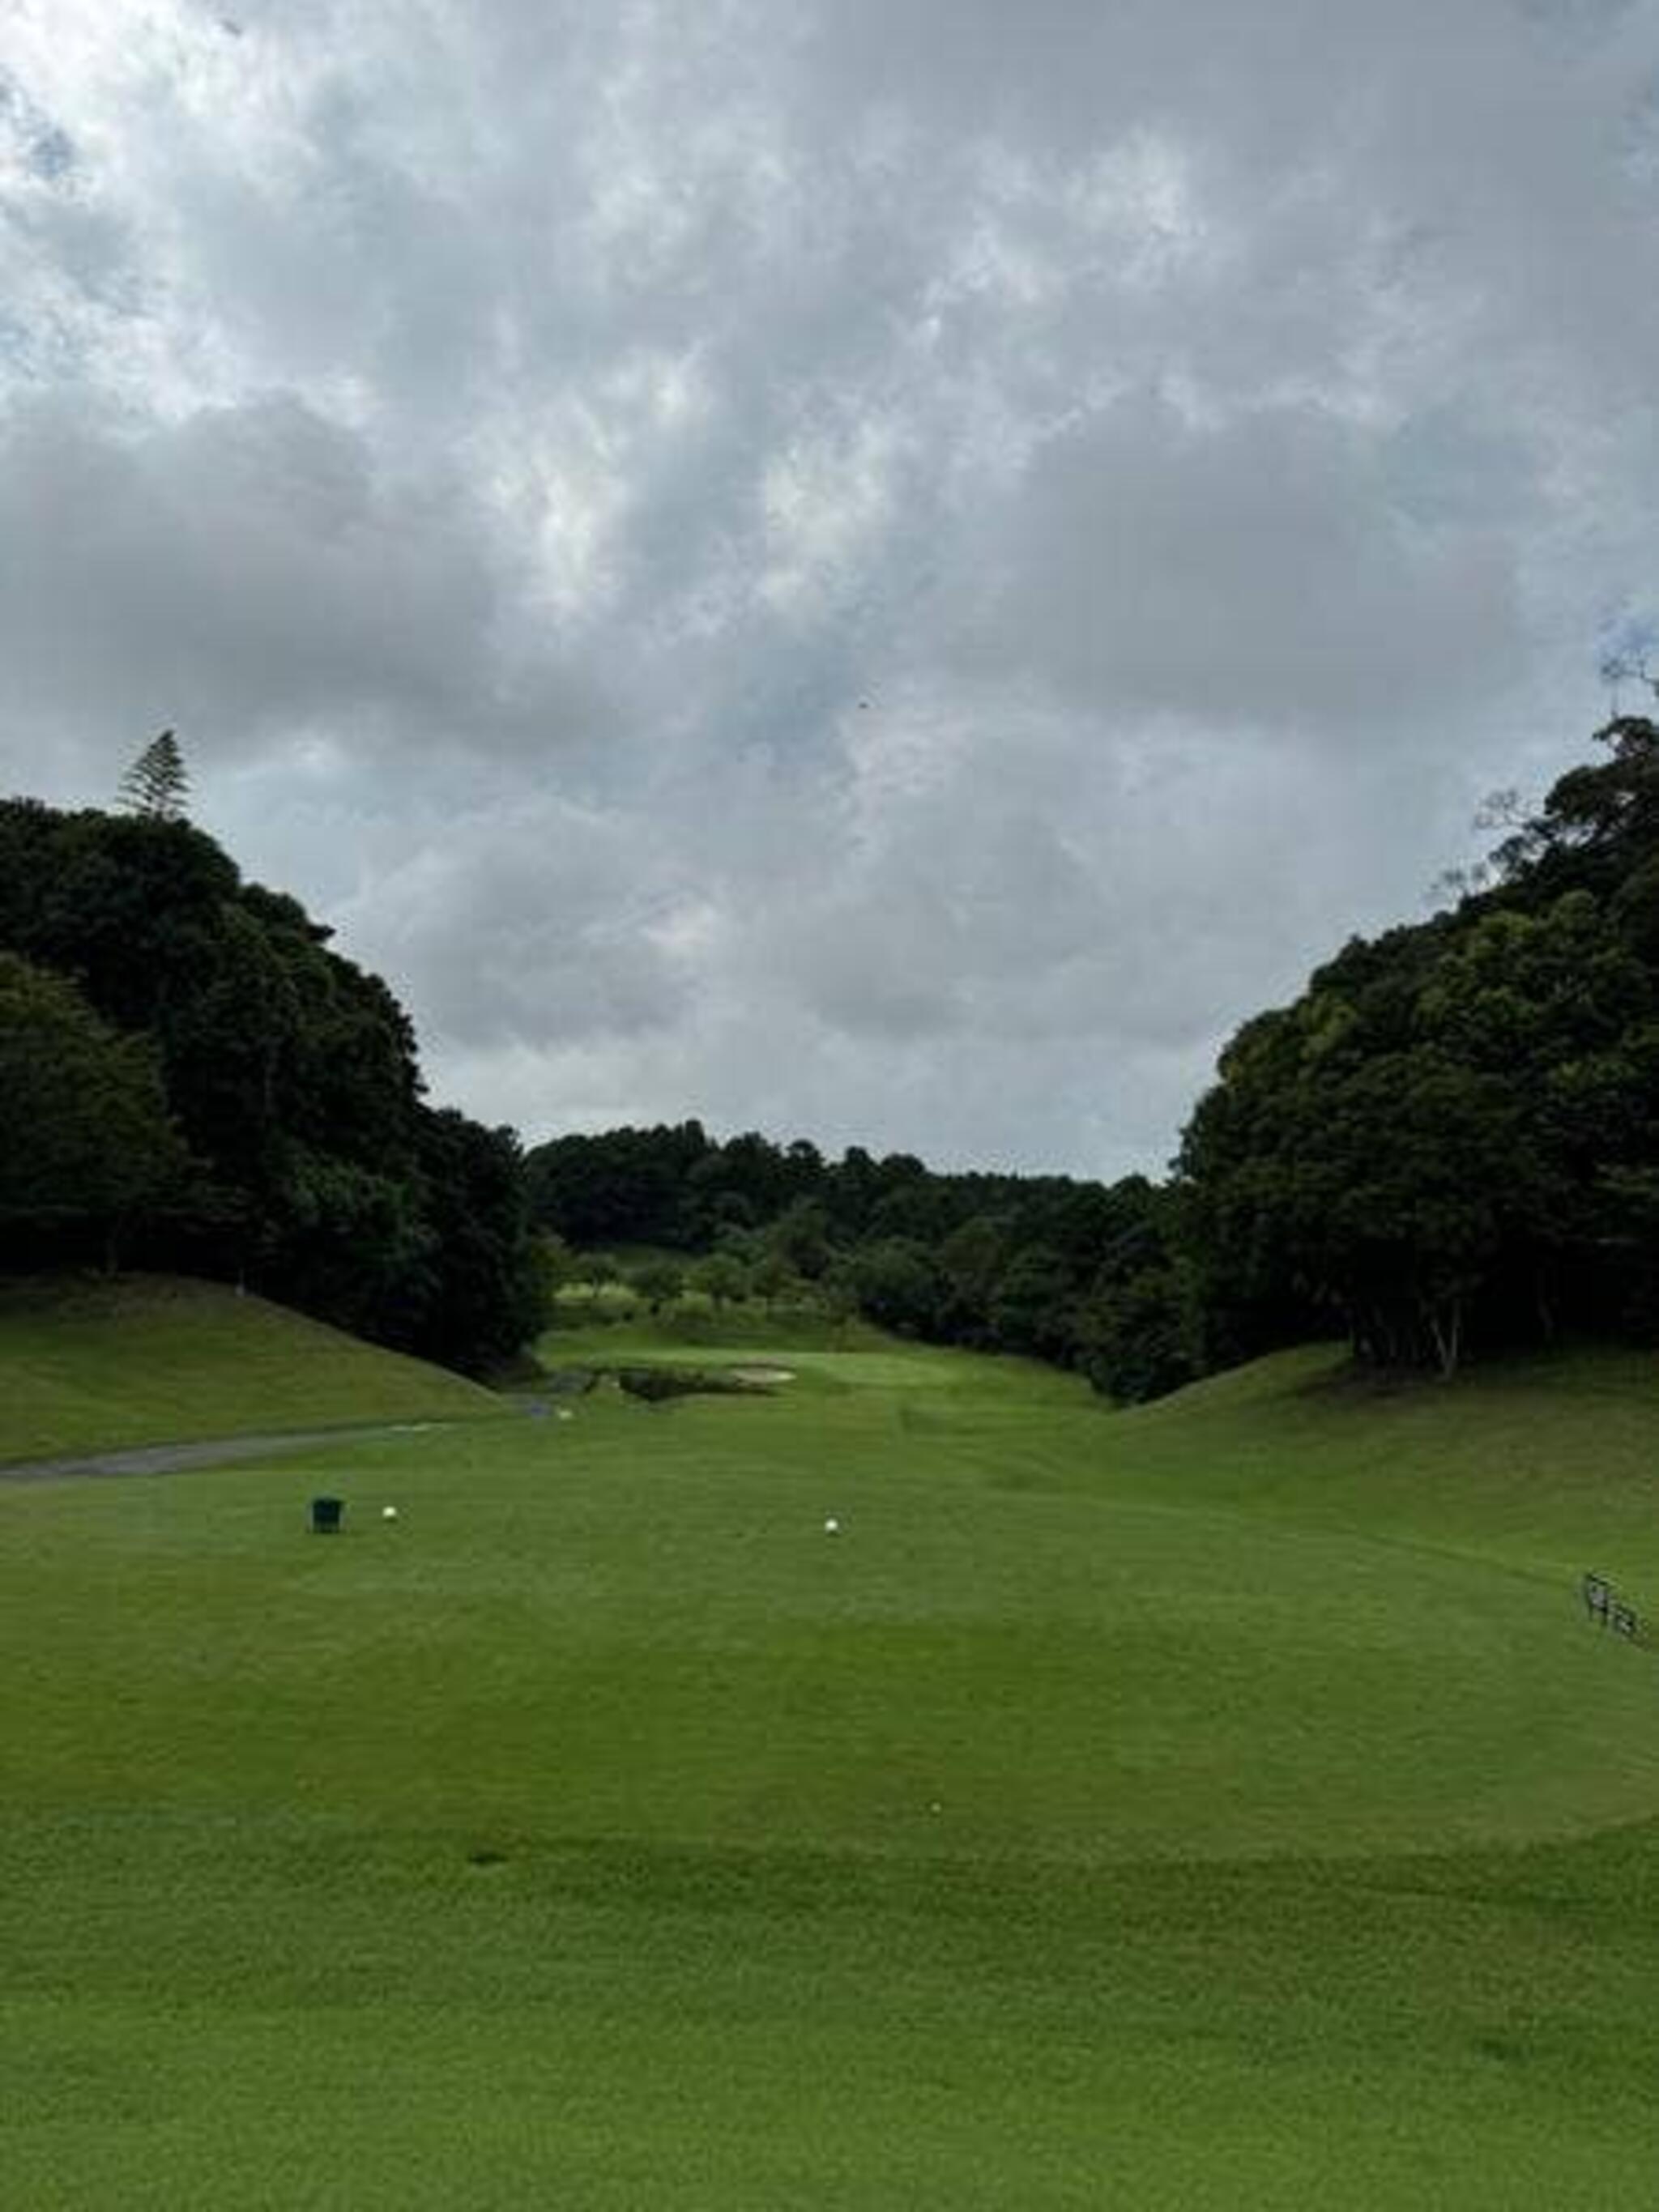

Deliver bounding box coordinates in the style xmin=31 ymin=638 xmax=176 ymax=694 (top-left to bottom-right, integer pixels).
xmin=0 ymin=800 xmax=544 ymax=1373
xmin=0 ymin=1273 xmax=502 ymax=1464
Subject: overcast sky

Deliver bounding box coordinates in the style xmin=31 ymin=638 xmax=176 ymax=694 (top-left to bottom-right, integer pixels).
xmin=4 ymin=1 xmax=1657 ymax=1178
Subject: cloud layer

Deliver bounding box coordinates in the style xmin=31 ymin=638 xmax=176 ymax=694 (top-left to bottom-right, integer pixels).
xmin=5 ymin=0 xmax=1657 ymax=1174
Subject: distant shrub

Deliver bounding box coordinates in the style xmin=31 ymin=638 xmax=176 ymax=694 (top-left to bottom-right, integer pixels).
xmin=616 ymin=1366 xmax=764 ymax=1403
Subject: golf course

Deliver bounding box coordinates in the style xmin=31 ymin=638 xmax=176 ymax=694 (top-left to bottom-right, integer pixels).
xmin=6 ymin=1276 xmax=1659 ymax=2207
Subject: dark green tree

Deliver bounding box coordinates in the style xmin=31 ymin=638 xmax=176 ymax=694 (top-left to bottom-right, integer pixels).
xmin=764 ymin=1197 xmax=834 ymax=1280
xmin=849 ymin=1238 xmax=941 ymax=1335
xmin=0 ymin=798 xmax=543 ymax=1371
xmin=404 ymin=1110 xmax=546 ymax=1373
xmin=987 ymin=1243 xmax=1077 ymax=1361
xmin=631 ymin=1257 xmax=685 ymax=1315
xmin=936 ymin=1213 xmax=1012 ymax=1342
xmin=117 ymin=731 xmax=190 ymax=820
xmin=749 ymin=1250 xmax=801 ymax=1312
xmin=1178 ymin=718 xmax=1659 ymax=1377
xmin=691 ymin=1251 xmax=749 ymax=1311
xmin=0 ymin=951 xmax=193 ymax=1266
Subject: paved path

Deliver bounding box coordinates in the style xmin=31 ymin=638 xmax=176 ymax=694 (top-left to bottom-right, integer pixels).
xmin=0 ymin=1421 xmax=450 ymax=1485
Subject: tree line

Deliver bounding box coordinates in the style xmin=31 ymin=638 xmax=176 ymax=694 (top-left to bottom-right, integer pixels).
xmin=13 ymin=714 xmax=1659 ymax=1396
xmin=526 ymin=1126 xmax=1192 ymax=1400
xmin=1179 ymin=713 xmax=1659 ymax=1378
xmin=0 ymin=780 xmax=542 ymax=1375
xmin=531 ymin=717 xmax=1659 ymax=1393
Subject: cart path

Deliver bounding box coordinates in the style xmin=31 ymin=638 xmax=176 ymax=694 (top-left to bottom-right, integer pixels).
xmin=0 ymin=1420 xmax=461 ymax=1485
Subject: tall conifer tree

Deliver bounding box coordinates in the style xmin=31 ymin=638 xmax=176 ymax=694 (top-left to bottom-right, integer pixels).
xmin=117 ymin=731 xmax=189 ymax=820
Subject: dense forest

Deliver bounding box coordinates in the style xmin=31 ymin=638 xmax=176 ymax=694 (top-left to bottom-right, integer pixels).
xmin=1178 ymin=712 xmax=1659 ymax=1379
xmin=526 ymin=1123 xmax=1192 ymax=1400
xmin=0 ymin=757 xmax=543 ymax=1375
xmin=11 ymin=715 xmax=1659 ymax=1397
xmin=530 ymin=715 xmax=1659 ymax=1394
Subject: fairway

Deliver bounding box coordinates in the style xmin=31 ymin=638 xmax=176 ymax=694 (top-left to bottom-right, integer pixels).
xmin=6 ymin=1310 xmax=1659 ymax=2205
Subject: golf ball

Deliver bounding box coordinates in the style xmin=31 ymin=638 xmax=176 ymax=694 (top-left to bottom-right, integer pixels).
xmin=382 ymin=1505 xmax=399 ymax=1521
xmin=824 ymin=1516 xmax=839 ymax=1533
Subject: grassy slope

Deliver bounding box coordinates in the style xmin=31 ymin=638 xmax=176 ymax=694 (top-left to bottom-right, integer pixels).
xmin=4 ymin=1322 xmax=1659 ymax=2205
xmin=0 ymin=1274 xmax=501 ymax=1462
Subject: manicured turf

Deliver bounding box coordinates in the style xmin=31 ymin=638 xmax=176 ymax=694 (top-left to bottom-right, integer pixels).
xmin=0 ymin=1275 xmax=500 ymax=1463
xmin=4 ymin=1303 xmax=1659 ymax=2204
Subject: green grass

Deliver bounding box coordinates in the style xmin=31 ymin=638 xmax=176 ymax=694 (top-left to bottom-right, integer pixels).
xmin=5 ymin=1310 xmax=1659 ymax=2204
xmin=0 ymin=1274 xmax=501 ymax=1463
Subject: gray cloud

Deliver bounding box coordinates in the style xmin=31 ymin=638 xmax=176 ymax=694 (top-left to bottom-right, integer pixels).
xmin=3 ymin=0 xmax=1657 ymax=1176
xmin=0 ymin=394 xmax=604 ymax=768
xmin=955 ymin=391 xmax=1524 ymax=731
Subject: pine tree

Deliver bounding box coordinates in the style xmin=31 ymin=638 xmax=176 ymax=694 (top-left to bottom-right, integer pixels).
xmin=118 ymin=730 xmax=189 ymax=820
